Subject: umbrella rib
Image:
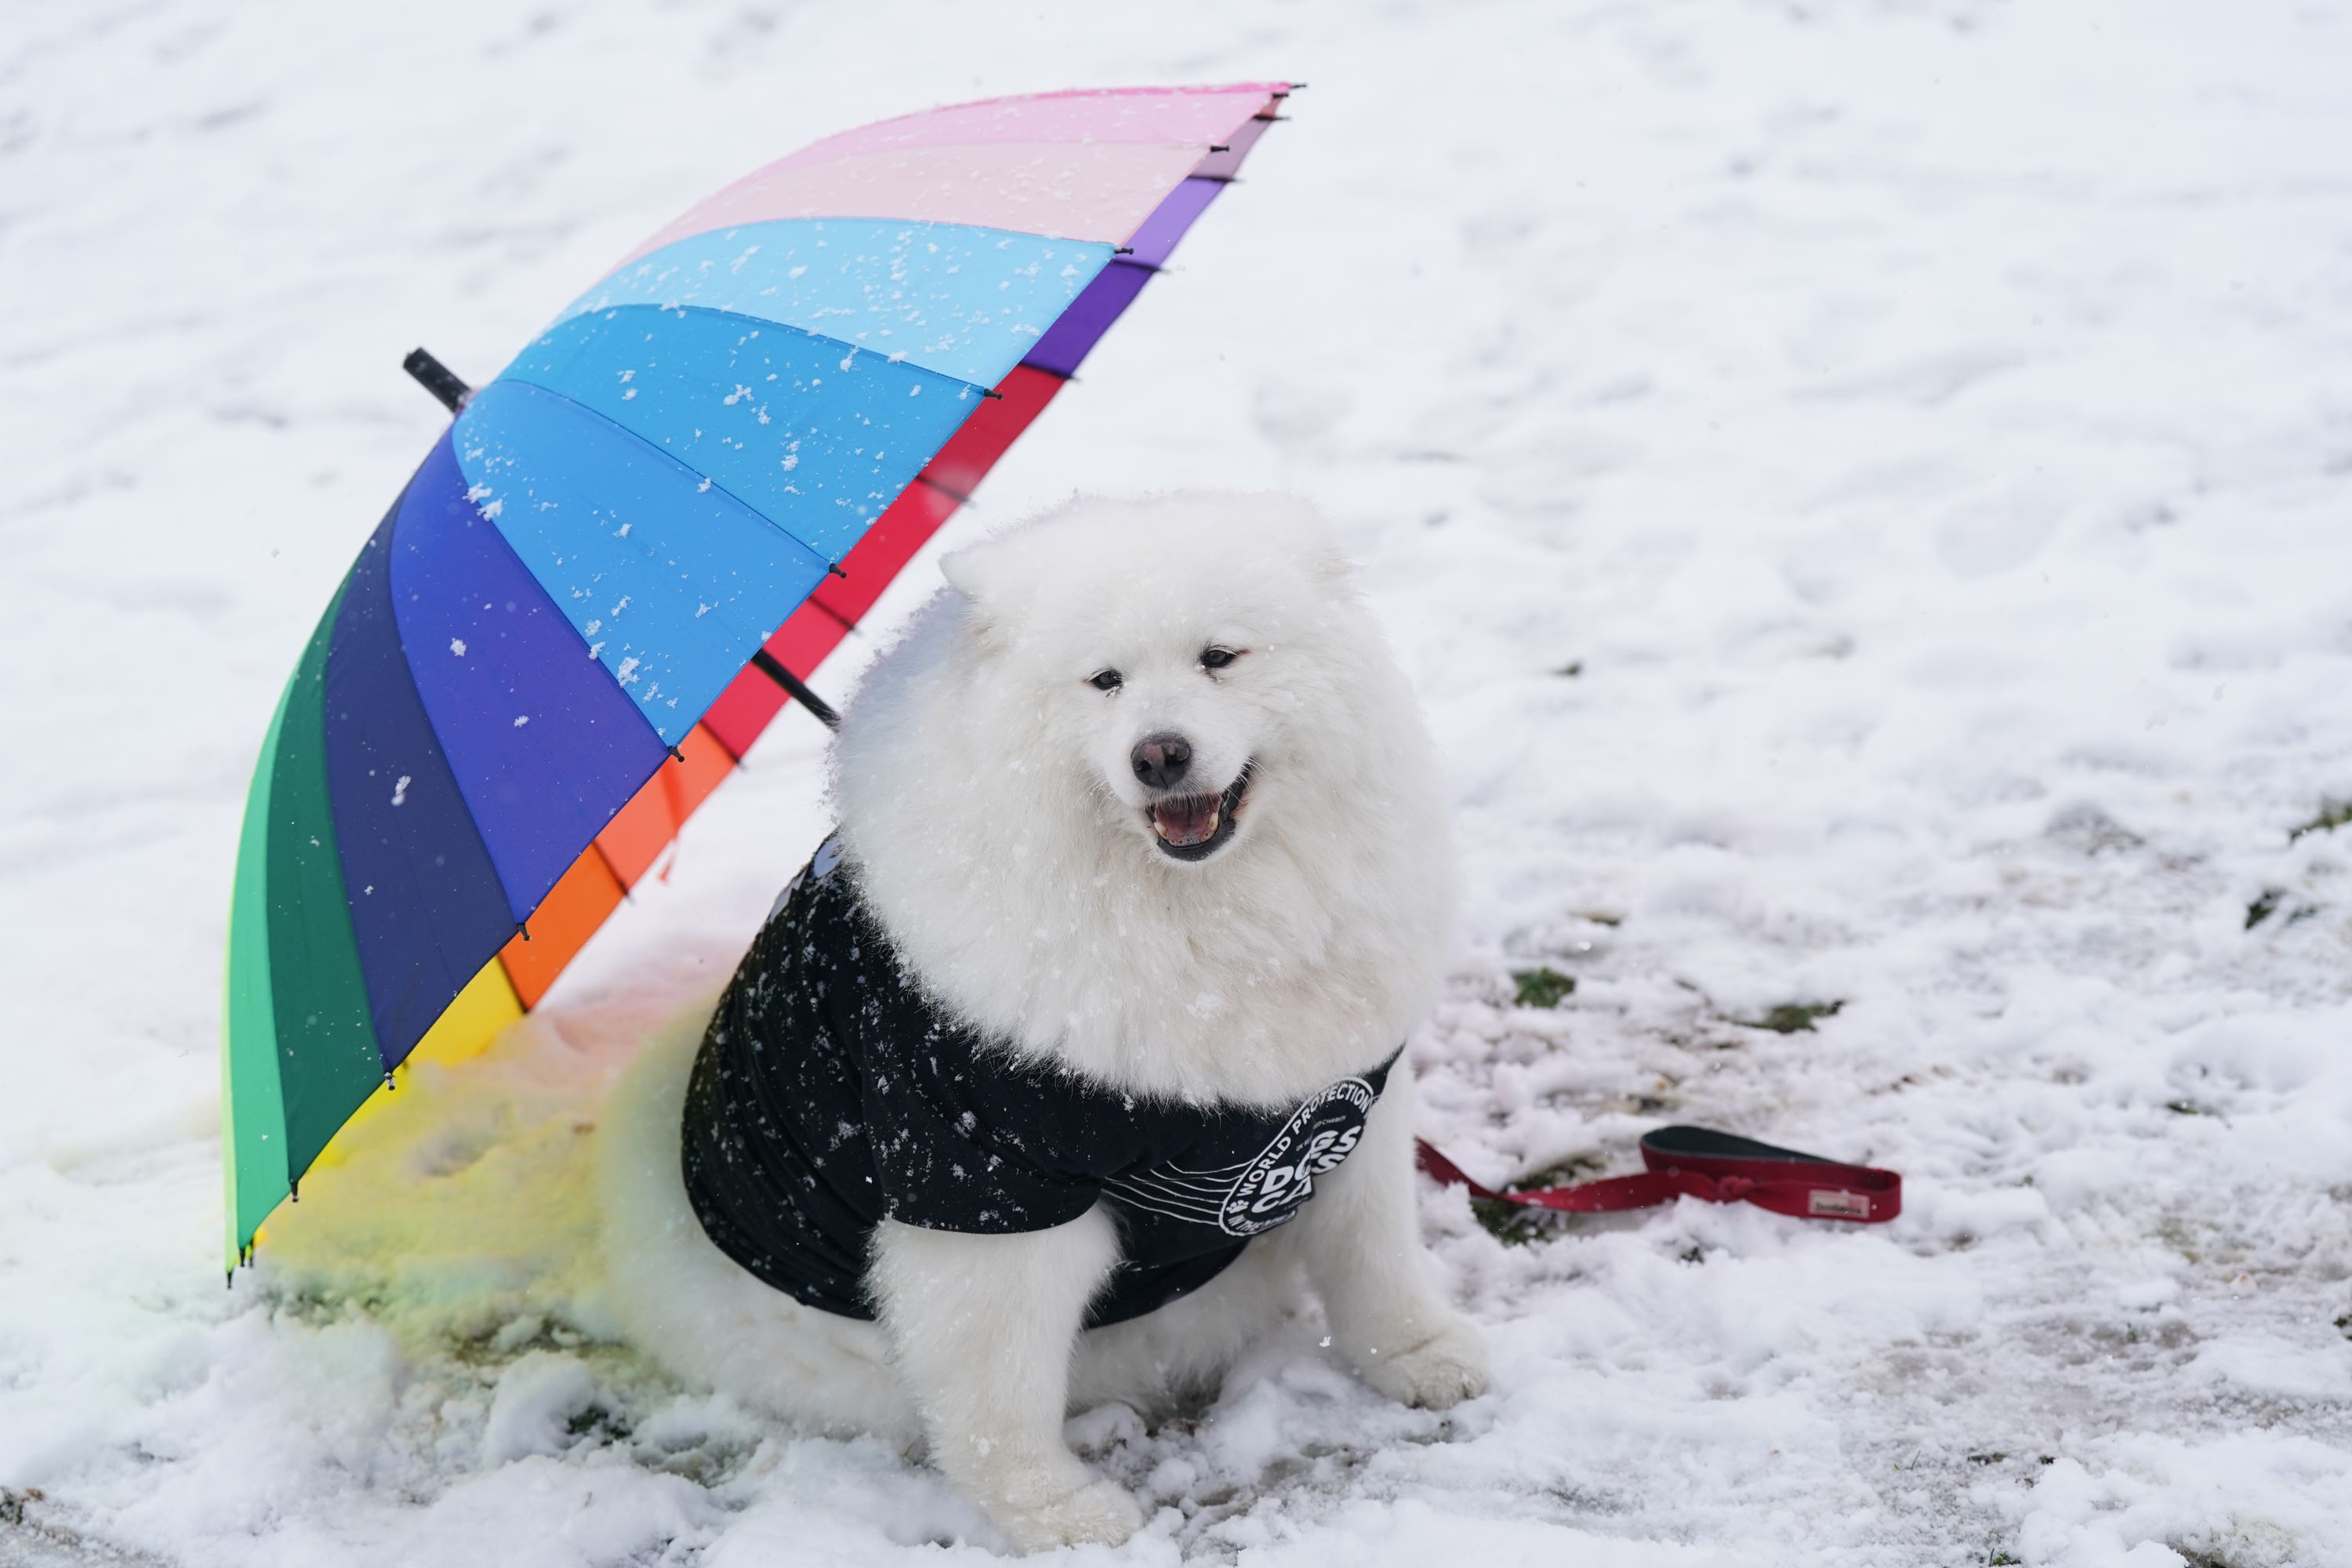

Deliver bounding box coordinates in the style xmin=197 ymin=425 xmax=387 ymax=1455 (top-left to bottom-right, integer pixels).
xmin=474 ymin=378 xmax=838 ymax=581
xmin=493 ymin=318 xmax=999 ymax=563
xmin=536 ymin=300 xmax=1003 ymax=408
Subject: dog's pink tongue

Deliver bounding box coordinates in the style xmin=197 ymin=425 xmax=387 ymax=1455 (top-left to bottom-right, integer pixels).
xmin=1152 ymin=797 xmax=1220 ymax=847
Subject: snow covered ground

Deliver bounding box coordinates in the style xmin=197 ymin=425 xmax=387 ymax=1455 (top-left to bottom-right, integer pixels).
xmin=5 ymin=1 xmax=2352 ymax=1563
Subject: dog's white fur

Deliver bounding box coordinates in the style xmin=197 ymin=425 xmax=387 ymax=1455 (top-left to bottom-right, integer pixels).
xmin=598 ymin=494 xmax=1484 ymax=1552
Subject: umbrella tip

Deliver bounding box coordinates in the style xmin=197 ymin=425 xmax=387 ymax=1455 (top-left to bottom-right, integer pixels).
xmin=404 ymin=347 xmax=473 ymax=416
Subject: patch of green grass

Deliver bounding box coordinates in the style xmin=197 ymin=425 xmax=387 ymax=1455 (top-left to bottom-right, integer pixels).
xmin=1737 ymin=1000 xmax=1843 ymax=1034
xmin=1518 ymin=1156 xmax=1608 ymax=1189
xmin=2288 ymin=797 xmax=2352 ymax=844
xmin=2247 ymin=888 xmax=2324 ymax=929
xmin=1512 ymin=967 xmax=1577 ymax=1008
xmin=1471 ymin=1201 xmax=1555 ymax=1247
xmin=1470 ymin=1155 xmax=1606 ymax=1247
xmin=566 ymin=1403 xmax=629 ymax=1443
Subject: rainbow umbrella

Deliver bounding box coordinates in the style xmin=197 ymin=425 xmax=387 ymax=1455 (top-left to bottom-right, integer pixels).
xmin=224 ymin=82 xmax=1294 ymax=1270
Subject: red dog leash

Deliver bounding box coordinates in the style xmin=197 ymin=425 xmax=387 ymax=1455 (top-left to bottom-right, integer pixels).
xmin=1416 ymin=1125 xmax=1901 ymax=1224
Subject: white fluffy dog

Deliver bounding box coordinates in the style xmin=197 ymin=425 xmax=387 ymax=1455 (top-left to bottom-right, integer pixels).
xmin=597 ymin=493 xmax=1484 ymax=1552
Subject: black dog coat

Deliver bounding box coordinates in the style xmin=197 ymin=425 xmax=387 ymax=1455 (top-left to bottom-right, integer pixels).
xmin=681 ymin=837 xmax=1396 ymax=1327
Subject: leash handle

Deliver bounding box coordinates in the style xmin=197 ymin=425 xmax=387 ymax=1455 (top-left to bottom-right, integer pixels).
xmin=1416 ymin=1124 xmax=1901 ymax=1225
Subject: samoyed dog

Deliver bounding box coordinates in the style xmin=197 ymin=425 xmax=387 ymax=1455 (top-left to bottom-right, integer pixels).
xmin=597 ymin=492 xmax=1484 ymax=1552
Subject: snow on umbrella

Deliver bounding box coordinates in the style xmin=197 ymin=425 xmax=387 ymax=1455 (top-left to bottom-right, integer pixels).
xmin=223 ymin=82 xmax=1294 ymax=1270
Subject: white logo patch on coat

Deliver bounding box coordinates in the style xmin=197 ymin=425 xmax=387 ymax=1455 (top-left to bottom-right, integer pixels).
xmin=1214 ymin=1076 xmax=1376 ymax=1234
xmin=1095 ymin=1075 xmax=1383 ymax=1237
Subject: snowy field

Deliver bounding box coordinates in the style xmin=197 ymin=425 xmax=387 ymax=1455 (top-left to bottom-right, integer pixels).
xmin=5 ymin=2 xmax=2352 ymax=1563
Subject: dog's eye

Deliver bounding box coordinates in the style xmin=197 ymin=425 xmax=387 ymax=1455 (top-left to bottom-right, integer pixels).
xmin=1200 ymin=647 xmax=1240 ymax=670
xmin=1088 ymin=669 xmax=1123 ymax=692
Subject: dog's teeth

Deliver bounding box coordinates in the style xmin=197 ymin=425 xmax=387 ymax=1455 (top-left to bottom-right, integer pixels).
xmin=1152 ymin=816 xmax=1169 ymax=840
xmin=1205 ymin=808 xmax=1220 ymax=835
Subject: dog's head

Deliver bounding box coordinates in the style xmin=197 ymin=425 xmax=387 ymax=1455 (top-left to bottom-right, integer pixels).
xmin=936 ymin=492 xmax=1364 ymax=868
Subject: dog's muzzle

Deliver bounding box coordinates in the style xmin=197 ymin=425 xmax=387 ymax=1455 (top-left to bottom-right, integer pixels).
xmin=1145 ymin=763 xmax=1253 ymax=862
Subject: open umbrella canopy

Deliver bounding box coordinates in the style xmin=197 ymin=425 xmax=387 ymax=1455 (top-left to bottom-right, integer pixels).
xmin=223 ymin=82 xmax=1293 ymax=1269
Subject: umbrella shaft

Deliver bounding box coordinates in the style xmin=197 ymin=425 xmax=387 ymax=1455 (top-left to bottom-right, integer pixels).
xmin=751 ymin=649 xmax=840 ymax=729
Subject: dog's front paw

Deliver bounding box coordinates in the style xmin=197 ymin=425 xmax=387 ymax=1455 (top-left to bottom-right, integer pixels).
xmin=1354 ymin=1315 xmax=1488 ymax=1410
xmin=989 ymin=1475 xmax=1144 ymax=1555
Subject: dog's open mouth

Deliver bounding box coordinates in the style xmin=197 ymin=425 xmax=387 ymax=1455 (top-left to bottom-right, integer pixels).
xmin=1146 ymin=764 xmax=1253 ymax=862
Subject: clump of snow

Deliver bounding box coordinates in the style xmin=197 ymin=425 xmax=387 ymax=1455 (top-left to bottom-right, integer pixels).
xmin=5 ymin=1 xmax=2352 ymax=1564
xmin=482 ymin=1352 xmax=600 ymax=1465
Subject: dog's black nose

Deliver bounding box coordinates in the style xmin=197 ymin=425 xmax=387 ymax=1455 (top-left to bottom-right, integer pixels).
xmin=1131 ymin=733 xmax=1192 ymax=790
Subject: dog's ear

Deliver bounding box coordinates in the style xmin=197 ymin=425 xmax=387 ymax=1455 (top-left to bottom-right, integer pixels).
xmin=1225 ymin=492 xmax=1356 ymax=587
xmin=938 ymin=541 xmax=1012 ymax=629
xmin=938 ymin=544 xmax=991 ymax=601
xmin=1265 ymin=498 xmax=1357 ymax=588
